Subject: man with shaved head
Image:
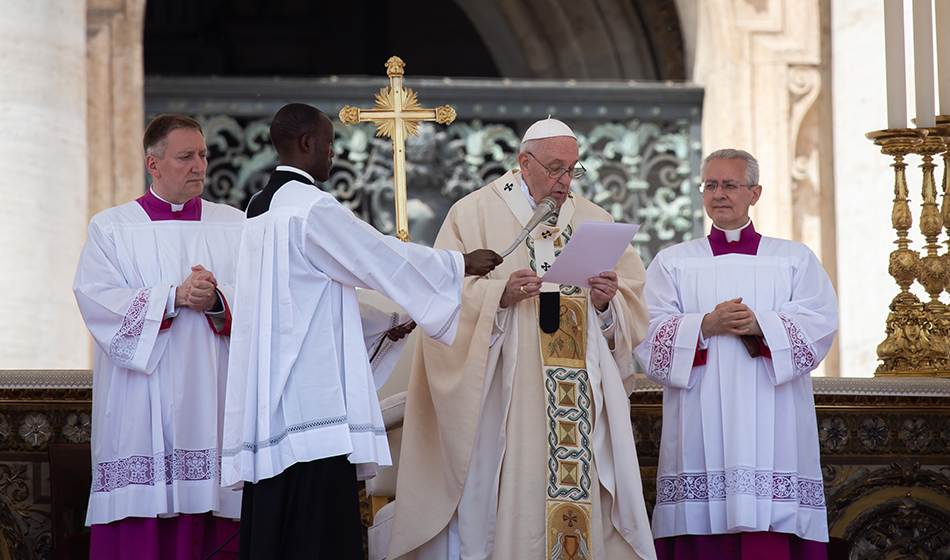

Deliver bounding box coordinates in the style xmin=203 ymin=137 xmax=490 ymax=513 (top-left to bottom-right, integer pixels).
xmin=221 ymin=103 xmax=500 ymax=559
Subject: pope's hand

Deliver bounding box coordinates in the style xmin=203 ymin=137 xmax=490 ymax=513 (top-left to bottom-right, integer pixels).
xmin=500 ymin=269 xmax=542 ymax=309
xmin=588 ymin=271 xmax=617 ymax=312
xmin=464 ymin=249 xmax=503 ymax=276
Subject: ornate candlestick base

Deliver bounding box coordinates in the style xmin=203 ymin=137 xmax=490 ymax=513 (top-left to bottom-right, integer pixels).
xmin=865 ymin=128 xmax=942 ymax=376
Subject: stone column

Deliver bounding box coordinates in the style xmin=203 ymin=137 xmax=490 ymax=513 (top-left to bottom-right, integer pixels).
xmin=0 ymin=0 xmax=90 ymax=368
xmin=87 ymin=0 xmax=147 ymax=219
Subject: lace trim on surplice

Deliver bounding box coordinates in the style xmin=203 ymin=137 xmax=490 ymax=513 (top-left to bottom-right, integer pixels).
xmin=92 ymin=448 xmax=220 ymax=492
xmin=109 ymin=288 xmax=151 ymax=368
xmin=656 ymin=467 xmax=825 ymax=509
xmin=648 ymin=314 xmax=684 ymax=382
xmin=777 ymin=312 xmax=817 ymax=376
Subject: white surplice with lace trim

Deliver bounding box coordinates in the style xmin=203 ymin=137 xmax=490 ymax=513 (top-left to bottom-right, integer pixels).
xmin=633 ymin=235 xmax=838 ymax=542
xmin=73 ymin=200 xmax=245 ymax=525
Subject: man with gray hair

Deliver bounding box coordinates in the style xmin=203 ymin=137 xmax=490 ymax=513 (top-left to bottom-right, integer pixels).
xmin=634 ymin=149 xmax=838 ymax=558
xmin=390 ymin=117 xmax=656 ymax=560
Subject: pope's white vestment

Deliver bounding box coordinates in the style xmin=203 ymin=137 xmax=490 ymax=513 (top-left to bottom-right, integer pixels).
xmin=74 ymin=199 xmax=244 ymax=525
xmin=221 ymin=170 xmax=464 ymax=487
xmin=390 ymin=171 xmax=656 ymax=560
xmin=633 ymin=231 xmax=837 ymax=543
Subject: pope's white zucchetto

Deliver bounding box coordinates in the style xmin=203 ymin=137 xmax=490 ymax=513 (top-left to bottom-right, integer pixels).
xmin=520 ymin=117 xmax=576 ymax=145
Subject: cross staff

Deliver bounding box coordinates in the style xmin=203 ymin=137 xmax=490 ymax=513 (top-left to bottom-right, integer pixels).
xmin=340 ymin=56 xmax=456 ymax=242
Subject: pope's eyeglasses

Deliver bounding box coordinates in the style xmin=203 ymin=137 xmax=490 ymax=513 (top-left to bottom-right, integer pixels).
xmin=526 ymin=152 xmax=586 ymax=180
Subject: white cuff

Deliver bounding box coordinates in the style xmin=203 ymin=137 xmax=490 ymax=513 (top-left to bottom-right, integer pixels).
xmin=204 ymin=289 xmax=226 ymax=316
xmin=595 ymin=302 xmax=614 ymax=330
xmin=697 ymin=333 xmax=709 ymax=350
xmin=164 ymin=286 xmax=180 ymax=320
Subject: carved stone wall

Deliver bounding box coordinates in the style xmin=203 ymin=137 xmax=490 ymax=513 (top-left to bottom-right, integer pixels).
xmin=824 ymin=462 xmax=950 ymax=559
xmin=0 ymin=371 xmax=92 ymax=560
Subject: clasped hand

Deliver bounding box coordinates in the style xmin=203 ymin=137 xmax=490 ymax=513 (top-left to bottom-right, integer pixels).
xmin=175 ymin=265 xmax=220 ymax=312
xmin=701 ymin=297 xmax=762 ymax=338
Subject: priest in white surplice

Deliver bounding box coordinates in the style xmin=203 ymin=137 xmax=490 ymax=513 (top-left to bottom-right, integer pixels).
xmin=221 ymin=103 xmax=501 ymax=560
xmin=634 ymin=149 xmax=838 ymax=560
xmin=390 ymin=118 xmax=656 ymax=560
xmin=74 ymin=115 xmax=243 ymax=560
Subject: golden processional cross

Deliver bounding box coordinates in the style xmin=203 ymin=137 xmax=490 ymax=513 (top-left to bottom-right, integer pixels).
xmin=339 ymin=56 xmax=456 ymax=242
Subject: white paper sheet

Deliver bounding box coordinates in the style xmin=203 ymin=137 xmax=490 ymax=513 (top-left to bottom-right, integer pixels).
xmin=541 ymin=221 xmax=640 ymax=288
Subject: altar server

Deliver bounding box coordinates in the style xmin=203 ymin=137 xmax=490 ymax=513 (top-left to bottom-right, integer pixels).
xmin=221 ymin=103 xmax=500 ymax=560
xmin=634 ymin=148 xmax=838 ymax=559
xmin=74 ymin=114 xmax=243 ymax=559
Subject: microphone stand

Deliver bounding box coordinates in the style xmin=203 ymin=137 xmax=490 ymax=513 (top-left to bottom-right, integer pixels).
xmin=499 ymin=196 xmax=557 ymax=258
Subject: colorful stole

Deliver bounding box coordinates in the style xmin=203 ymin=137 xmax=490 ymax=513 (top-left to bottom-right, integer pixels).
xmin=493 ymin=172 xmax=595 ymax=559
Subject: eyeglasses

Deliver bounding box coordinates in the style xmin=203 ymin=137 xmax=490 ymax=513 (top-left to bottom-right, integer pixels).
xmin=698 ymin=181 xmax=754 ymax=193
xmin=526 ymin=152 xmax=586 ymax=180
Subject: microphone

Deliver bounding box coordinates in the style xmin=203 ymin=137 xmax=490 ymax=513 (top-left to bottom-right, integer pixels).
xmin=499 ymin=196 xmax=557 ymax=258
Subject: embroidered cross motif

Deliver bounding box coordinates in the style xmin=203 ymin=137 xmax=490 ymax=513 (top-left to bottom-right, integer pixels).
xmin=541 ymin=262 xmax=551 ymax=272
xmin=541 ymin=230 xmax=554 ymax=239
xmin=504 ymin=182 xmax=514 ymax=191
xmin=563 ymin=509 xmax=577 ymax=527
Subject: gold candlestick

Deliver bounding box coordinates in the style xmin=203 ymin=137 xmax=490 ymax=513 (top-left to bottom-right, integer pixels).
xmin=916 ymin=133 xmax=946 ymax=302
xmin=930 ymin=118 xmax=950 ymax=376
xmin=916 ymin=130 xmax=950 ymax=373
xmin=938 ymin=116 xmax=950 ymax=259
xmin=866 ymin=128 xmax=931 ymax=375
xmin=867 ymin=129 xmax=927 ymax=300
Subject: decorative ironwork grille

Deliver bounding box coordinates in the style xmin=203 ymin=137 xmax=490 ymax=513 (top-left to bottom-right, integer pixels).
xmin=146 ymin=76 xmax=703 ymax=265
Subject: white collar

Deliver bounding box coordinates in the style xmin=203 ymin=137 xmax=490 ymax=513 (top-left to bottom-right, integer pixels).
xmin=713 ymin=219 xmax=752 ymax=243
xmin=150 ymin=187 xmax=185 ymax=212
xmin=519 ymin=175 xmax=538 ymax=211
xmin=276 ymin=165 xmax=316 ymax=184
